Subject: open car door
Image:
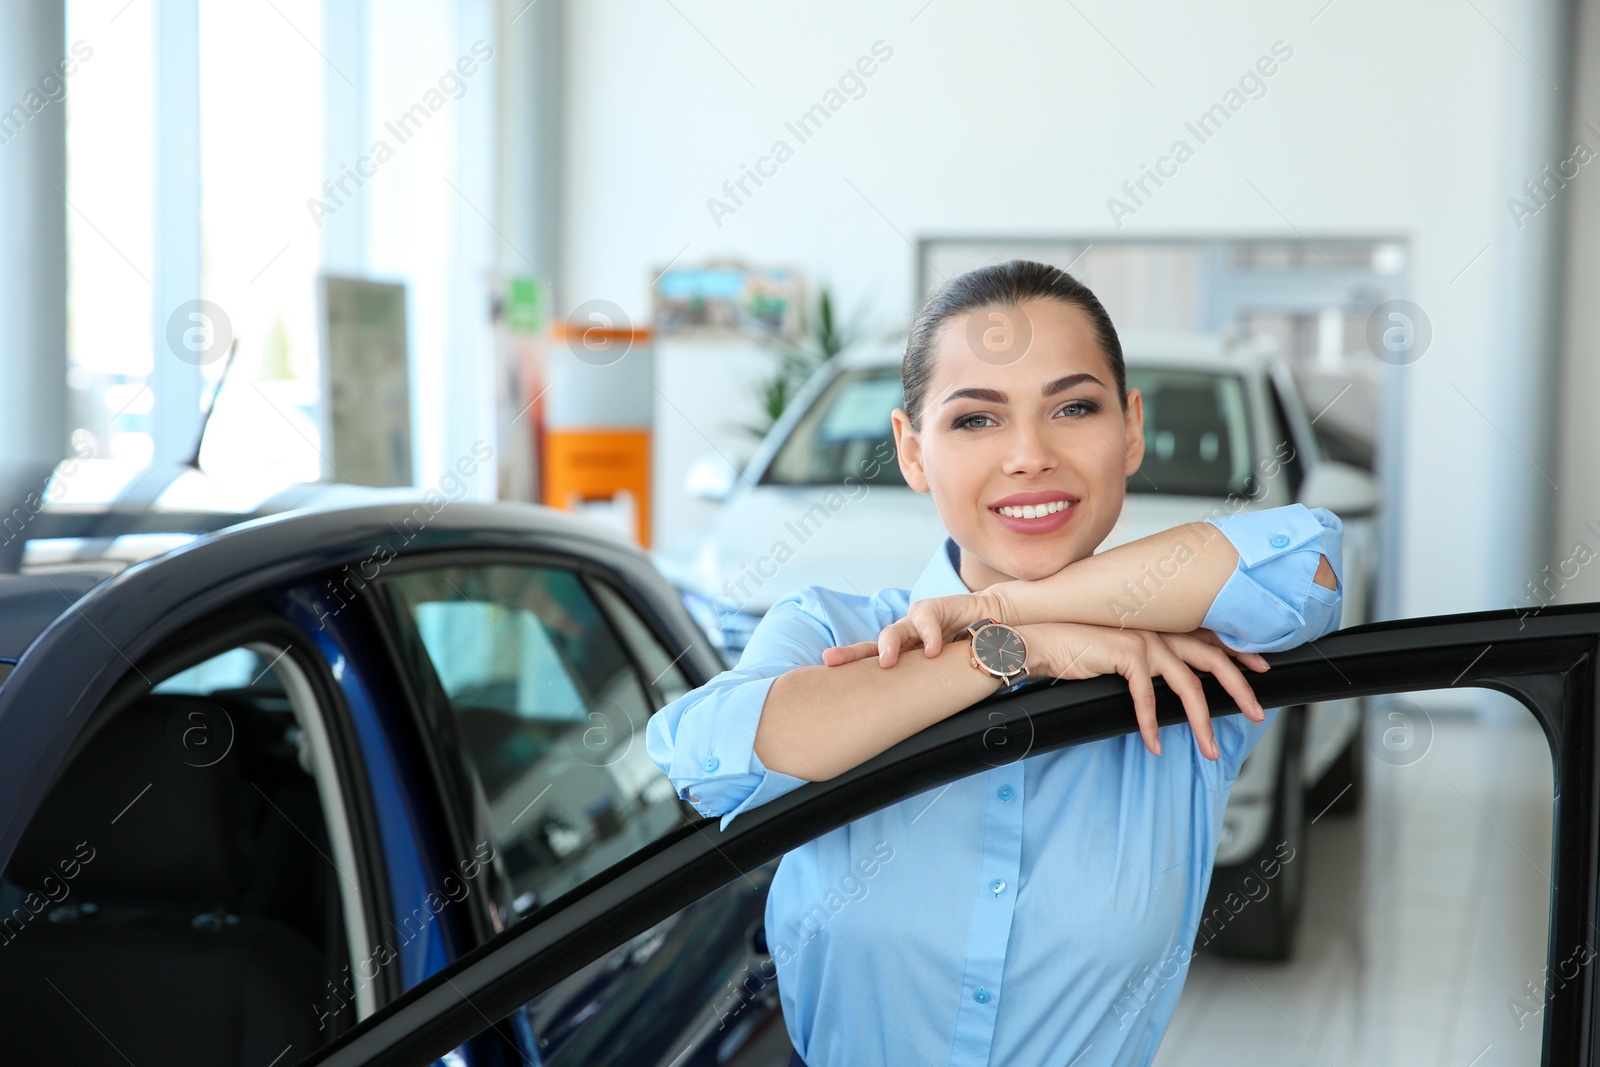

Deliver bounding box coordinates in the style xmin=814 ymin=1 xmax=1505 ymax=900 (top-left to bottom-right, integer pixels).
xmin=299 ymin=602 xmax=1600 ymax=1067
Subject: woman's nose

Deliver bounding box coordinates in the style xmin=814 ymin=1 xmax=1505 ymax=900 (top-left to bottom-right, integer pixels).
xmin=1002 ymin=419 xmax=1059 ymax=474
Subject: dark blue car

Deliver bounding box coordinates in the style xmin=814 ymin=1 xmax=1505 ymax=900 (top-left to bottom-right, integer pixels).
xmin=0 ymin=489 xmax=786 ymax=1067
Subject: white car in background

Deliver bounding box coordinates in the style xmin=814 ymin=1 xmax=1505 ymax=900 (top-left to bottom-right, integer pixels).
xmin=652 ymin=332 xmax=1380 ymax=961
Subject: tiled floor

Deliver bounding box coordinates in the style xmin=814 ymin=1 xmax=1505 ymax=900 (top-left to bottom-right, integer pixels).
xmin=1156 ymin=698 xmax=1556 ymax=1066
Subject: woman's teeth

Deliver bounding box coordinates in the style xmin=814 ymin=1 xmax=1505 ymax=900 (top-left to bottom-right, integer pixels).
xmin=995 ymin=500 xmax=1074 ymax=519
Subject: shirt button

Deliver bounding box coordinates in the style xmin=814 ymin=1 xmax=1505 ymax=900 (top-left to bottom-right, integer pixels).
xmin=703 ymin=756 xmax=720 ymax=771
xmin=973 ymin=988 xmax=991 ymax=1003
xmin=997 ymin=785 xmax=1014 ymax=802
xmin=1270 ymin=532 xmax=1290 ymax=548
xmin=990 ymin=878 xmax=1006 ymax=895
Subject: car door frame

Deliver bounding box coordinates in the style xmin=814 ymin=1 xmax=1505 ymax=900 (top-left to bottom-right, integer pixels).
xmin=298 ymin=601 xmax=1600 ymax=1067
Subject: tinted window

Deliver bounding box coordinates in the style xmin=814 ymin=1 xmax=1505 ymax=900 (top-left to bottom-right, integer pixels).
xmin=385 ymin=565 xmax=686 ymax=917
xmin=1125 ymin=367 xmax=1253 ymax=497
xmin=587 ymin=578 xmax=694 ymax=708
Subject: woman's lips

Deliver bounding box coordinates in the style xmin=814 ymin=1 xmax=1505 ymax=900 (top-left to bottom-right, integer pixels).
xmin=989 ymin=499 xmax=1078 ymax=534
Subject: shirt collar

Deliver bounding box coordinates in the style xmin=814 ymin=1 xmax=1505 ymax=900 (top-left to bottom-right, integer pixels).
xmin=909 ymin=535 xmax=972 ymax=604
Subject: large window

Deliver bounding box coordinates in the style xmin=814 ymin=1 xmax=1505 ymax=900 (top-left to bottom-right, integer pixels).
xmin=65 ymin=0 xmax=155 ymax=468
xmin=63 ymin=0 xmax=326 ymax=485
xmin=194 ymin=0 xmax=326 ymax=484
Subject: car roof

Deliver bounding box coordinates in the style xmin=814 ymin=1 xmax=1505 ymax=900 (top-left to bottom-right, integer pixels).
xmin=0 ymin=465 xmax=656 ymax=665
xmin=836 ymin=330 xmax=1276 ymax=376
xmin=0 ymin=572 xmax=108 ymax=662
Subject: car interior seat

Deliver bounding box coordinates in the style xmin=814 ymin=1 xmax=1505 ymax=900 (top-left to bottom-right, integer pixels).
xmin=0 ymin=692 xmax=340 ymax=1064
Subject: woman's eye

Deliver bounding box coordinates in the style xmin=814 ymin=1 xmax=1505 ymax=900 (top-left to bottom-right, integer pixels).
xmin=953 ymin=401 xmax=1098 ymax=430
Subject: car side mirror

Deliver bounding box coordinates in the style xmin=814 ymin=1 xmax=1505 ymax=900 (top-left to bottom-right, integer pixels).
xmin=684 ymin=451 xmax=741 ymax=502
xmin=1299 ymin=460 xmax=1378 ymax=516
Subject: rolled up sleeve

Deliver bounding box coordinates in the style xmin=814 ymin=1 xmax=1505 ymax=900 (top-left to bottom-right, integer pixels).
xmin=645 ymin=589 xmax=828 ymax=832
xmin=1198 ymin=504 xmax=1344 ymax=654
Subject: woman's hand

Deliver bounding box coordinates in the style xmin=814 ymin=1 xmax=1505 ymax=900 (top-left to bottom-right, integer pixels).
xmin=820 ymin=587 xmax=1021 ymax=668
xmin=1019 ymin=622 xmax=1271 ymax=761
xmin=818 ymin=591 xmax=1273 ymax=762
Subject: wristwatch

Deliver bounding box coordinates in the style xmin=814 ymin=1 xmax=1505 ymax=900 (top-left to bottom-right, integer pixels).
xmin=960 ymin=618 xmax=1030 ymax=692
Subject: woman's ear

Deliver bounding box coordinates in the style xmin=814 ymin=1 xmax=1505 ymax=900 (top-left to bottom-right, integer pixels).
xmin=1122 ymin=387 xmax=1146 ymax=477
xmin=890 ymin=408 xmax=930 ymax=493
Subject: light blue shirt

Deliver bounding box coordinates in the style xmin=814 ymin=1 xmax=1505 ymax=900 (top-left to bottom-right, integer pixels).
xmin=647 ymin=503 xmax=1343 ymax=1066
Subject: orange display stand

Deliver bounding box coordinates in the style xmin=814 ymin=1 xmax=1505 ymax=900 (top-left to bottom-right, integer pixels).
xmin=540 ymin=321 xmax=654 ymax=548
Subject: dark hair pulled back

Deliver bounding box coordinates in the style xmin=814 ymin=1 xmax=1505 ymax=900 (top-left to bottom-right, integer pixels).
xmin=901 ymin=259 xmax=1126 ymax=432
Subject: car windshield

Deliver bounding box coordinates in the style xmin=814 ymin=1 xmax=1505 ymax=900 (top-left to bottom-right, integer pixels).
xmin=759 ymin=367 xmax=907 ymax=486
xmin=759 ymin=363 xmax=1253 ymax=497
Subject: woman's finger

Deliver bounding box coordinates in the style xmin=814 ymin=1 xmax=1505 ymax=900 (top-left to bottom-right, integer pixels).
xmin=907 ymin=604 xmax=943 ymax=659
xmin=877 ymin=618 xmax=923 ymax=668
xmin=822 ymin=641 xmax=880 ymax=667
xmin=1112 ymin=638 xmax=1161 ymax=756
xmin=1167 ymin=634 xmax=1266 ymax=722
xmin=1144 ymin=636 xmax=1220 ymax=761
xmin=1191 ymin=627 xmax=1270 ymax=673
xmin=1239 ymin=652 xmax=1271 ymax=673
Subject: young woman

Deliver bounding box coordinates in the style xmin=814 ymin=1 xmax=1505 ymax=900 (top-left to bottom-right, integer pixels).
xmin=646 ymin=259 xmax=1343 ymax=1067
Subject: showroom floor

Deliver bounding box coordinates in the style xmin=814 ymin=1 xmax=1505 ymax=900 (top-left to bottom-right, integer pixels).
xmin=1157 ymin=702 xmax=1556 ymax=1066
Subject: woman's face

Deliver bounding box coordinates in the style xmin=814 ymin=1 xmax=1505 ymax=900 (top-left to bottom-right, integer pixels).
xmin=891 ymin=297 xmax=1146 ymax=590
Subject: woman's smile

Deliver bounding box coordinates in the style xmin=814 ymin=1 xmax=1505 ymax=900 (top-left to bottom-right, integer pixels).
xmin=988 ymin=489 xmax=1081 ymax=534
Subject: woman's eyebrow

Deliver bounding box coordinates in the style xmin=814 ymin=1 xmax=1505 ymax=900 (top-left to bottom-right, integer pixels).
xmin=940 ymin=372 xmax=1106 ymax=407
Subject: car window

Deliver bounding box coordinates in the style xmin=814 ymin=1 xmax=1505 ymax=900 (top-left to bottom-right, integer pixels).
xmin=383 ymin=564 xmax=688 ymax=919
xmin=759 ymin=366 xmax=907 ymax=487
xmin=0 ymin=640 xmax=365 ymax=1061
xmin=587 ymin=577 xmax=694 ymax=707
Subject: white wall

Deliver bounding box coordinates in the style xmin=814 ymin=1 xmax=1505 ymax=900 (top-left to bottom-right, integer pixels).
xmin=1556 ymin=0 xmax=1600 ymax=606
xmin=560 ymin=0 xmax=1569 ymax=623
xmin=652 ymin=336 xmax=779 ymax=552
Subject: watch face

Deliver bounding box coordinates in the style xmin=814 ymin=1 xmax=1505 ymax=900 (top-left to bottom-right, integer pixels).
xmin=972 ymin=624 xmax=1026 ymax=677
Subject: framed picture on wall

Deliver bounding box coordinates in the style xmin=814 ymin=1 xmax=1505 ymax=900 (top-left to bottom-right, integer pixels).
xmin=651 ymin=260 xmax=804 ymax=338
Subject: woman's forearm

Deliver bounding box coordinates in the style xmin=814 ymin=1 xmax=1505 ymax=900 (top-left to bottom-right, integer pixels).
xmin=994 ymin=520 xmax=1337 ymax=633
xmin=753 ymin=636 xmax=1002 ymax=781
xmin=996 ymin=521 xmax=1241 ymax=632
